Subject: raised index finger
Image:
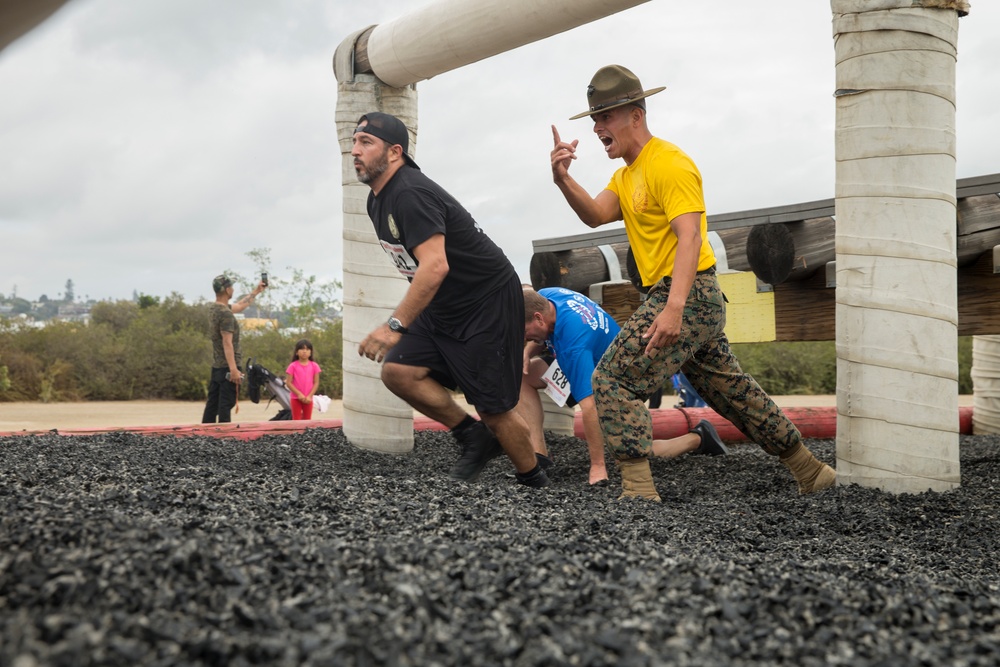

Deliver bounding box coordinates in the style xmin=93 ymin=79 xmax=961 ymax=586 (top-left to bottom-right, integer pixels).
xmin=551 ymin=125 xmax=562 ymax=147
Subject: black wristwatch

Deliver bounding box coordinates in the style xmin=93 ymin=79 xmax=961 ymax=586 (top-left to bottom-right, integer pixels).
xmin=387 ymin=316 xmax=408 ymax=334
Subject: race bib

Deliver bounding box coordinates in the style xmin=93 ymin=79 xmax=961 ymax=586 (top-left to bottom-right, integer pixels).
xmin=541 ymin=359 xmax=571 ymax=407
xmin=379 ymin=239 xmax=417 ymax=278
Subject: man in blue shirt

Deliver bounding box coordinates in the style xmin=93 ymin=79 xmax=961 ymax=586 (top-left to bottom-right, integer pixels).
xmin=522 ymin=287 xmax=726 ymax=484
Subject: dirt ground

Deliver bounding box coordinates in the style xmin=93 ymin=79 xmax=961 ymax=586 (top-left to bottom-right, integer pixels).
xmin=0 ymin=397 xmax=475 ymax=433
xmin=0 ymin=394 xmax=918 ymax=434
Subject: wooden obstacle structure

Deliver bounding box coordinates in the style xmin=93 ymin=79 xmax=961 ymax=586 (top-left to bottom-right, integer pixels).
xmin=531 ymin=173 xmax=1000 ymax=343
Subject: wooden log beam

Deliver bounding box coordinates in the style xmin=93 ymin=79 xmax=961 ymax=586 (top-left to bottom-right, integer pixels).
xmin=958 ymin=249 xmax=1000 ymax=337
xmin=530 ymin=244 xmax=629 ymax=293
xmin=773 ymin=268 xmax=837 ymax=341
xmin=958 ymin=194 xmax=1000 ymax=267
xmin=586 ymin=252 xmax=1000 ymax=342
xmin=531 ymin=175 xmax=1000 ymax=342
xmin=742 ymin=194 xmax=1000 ymax=284
xmin=351 ymin=26 xmax=375 ymax=75
xmin=746 ymin=217 xmax=834 ymax=285
xmin=341 ymin=0 xmax=651 ymax=87
xmin=530 ymin=226 xmax=752 ymax=292
xmin=768 ymin=251 xmax=1000 ymax=341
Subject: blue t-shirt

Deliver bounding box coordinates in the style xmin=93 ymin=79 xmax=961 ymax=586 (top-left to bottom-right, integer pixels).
xmin=539 ymin=288 xmax=620 ymax=401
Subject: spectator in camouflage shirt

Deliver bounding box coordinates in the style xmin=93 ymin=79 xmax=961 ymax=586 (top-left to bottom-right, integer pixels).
xmin=202 ymin=274 xmax=266 ymax=423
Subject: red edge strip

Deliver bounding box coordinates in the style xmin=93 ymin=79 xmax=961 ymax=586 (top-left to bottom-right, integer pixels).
xmin=0 ymin=407 xmax=975 ymax=442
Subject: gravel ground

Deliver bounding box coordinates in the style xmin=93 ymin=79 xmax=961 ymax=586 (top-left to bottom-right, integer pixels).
xmin=1 ymin=428 xmax=999 ymax=667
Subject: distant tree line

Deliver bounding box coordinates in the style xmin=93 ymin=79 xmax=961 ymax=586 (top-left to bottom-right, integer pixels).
xmin=0 ymin=295 xmax=343 ymax=403
xmin=0 ymin=300 xmax=975 ymax=403
xmin=0 ymin=239 xmax=977 ymax=402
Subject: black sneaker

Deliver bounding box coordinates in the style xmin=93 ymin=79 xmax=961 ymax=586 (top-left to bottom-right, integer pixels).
xmin=535 ymin=453 xmax=555 ymax=472
xmin=515 ymin=466 xmax=550 ymax=488
xmin=690 ymin=419 xmax=729 ymax=456
xmin=450 ymin=421 xmax=504 ymax=481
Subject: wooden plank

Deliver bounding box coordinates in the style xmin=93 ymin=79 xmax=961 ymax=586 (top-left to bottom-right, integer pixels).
xmin=588 ymin=281 xmax=642 ymax=327
xmin=772 ymin=270 xmax=836 ymax=342
xmin=532 ymin=173 xmax=1000 ymax=253
xmin=532 ymin=226 xmax=628 ymax=253
xmin=762 ymin=251 xmax=1000 ymax=341
xmin=958 ymin=250 xmax=1000 ymax=336
xmin=958 ymin=173 xmax=1000 ymax=198
xmin=530 ymin=244 xmax=629 ymax=292
xmin=957 ymin=193 xmax=1000 ymax=238
xmin=709 ymin=199 xmax=835 ymax=231
xmin=718 ymin=272 xmax=775 ymax=343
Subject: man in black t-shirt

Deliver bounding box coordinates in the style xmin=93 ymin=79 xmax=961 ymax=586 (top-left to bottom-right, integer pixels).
xmin=352 ymin=112 xmax=547 ymax=489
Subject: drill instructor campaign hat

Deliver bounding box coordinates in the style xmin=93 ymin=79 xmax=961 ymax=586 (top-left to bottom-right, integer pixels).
xmin=354 ymin=112 xmax=419 ymax=169
xmin=569 ymin=65 xmax=666 ymax=121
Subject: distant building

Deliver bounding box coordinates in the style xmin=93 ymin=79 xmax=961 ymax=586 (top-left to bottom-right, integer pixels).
xmin=242 ymin=317 xmax=280 ymax=332
xmin=57 ymin=303 xmax=91 ymax=322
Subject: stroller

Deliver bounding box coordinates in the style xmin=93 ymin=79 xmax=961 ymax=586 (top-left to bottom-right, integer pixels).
xmin=245 ymin=358 xmax=293 ymax=421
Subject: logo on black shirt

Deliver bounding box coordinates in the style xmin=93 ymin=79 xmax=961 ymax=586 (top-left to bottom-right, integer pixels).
xmin=388 ymin=214 xmax=400 ymax=240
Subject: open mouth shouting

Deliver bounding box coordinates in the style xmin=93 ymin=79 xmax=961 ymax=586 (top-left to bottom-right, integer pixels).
xmin=598 ymin=132 xmax=615 ymax=155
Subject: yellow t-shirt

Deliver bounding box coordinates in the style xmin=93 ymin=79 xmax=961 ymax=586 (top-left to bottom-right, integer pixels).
xmin=606 ymin=137 xmax=716 ymax=287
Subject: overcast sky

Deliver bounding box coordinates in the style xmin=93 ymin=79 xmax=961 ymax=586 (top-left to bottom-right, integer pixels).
xmin=1 ymin=0 xmax=997 ymax=304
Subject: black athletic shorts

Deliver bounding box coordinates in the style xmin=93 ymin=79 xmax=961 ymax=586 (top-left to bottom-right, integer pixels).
xmin=384 ymin=274 xmax=524 ymax=415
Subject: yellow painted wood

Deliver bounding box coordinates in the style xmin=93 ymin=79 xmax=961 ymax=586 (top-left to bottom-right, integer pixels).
xmin=719 ymin=271 xmax=776 ymax=343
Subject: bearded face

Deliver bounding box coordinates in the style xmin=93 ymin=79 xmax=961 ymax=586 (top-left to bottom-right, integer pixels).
xmin=354 ymin=142 xmax=391 ymax=184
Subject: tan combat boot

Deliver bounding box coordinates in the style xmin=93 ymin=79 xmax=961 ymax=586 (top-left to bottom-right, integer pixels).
xmin=617 ymin=458 xmax=661 ymax=502
xmin=780 ymin=443 xmax=836 ymax=494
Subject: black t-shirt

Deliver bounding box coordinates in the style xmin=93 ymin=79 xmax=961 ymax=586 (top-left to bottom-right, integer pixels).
xmin=367 ymin=166 xmax=516 ymax=325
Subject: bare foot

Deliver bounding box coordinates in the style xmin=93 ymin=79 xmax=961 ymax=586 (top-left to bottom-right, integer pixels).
xmin=589 ymin=467 xmax=609 ymax=485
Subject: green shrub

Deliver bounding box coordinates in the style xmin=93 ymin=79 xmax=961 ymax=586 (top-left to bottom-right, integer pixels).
xmin=958 ymin=335 xmax=973 ymax=394
xmin=0 ymin=307 xmax=976 ymax=403
xmin=731 ymin=341 xmax=837 ymax=395
xmin=0 ymin=301 xmax=343 ymax=402
xmin=733 ymin=337 xmax=975 ymax=396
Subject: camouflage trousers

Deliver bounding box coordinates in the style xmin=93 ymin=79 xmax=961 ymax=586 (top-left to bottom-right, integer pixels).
xmin=593 ymin=271 xmax=802 ymax=460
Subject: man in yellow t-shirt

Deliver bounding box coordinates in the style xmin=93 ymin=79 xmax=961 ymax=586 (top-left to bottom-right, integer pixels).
xmin=549 ymin=64 xmax=836 ymax=502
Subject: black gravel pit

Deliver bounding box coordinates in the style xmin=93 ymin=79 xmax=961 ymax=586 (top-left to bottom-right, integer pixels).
xmin=2 ymin=429 xmax=999 ymax=666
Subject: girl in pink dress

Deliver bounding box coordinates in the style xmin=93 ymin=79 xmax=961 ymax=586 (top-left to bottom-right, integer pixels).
xmin=285 ymin=339 xmax=322 ymax=420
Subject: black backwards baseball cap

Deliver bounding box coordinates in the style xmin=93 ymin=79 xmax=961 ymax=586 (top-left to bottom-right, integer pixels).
xmin=212 ymin=274 xmax=233 ymax=293
xmin=354 ymin=112 xmax=419 ymax=169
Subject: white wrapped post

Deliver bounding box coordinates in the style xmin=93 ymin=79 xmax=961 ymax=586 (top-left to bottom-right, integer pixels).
xmin=335 ymin=36 xmax=417 ymax=452
xmin=972 ymin=335 xmax=1000 ymax=435
xmin=832 ymin=1 xmax=965 ymax=492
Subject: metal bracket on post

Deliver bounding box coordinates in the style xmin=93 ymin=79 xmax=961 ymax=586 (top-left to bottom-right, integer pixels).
xmin=707 ymin=231 xmax=730 ymax=273
xmin=992 ymin=246 xmax=1000 ymax=274
xmin=826 ymin=261 xmax=837 ymax=288
xmin=597 ymin=244 xmax=625 ymax=281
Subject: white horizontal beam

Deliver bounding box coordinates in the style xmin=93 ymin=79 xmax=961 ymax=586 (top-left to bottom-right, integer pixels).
xmin=362 ymin=0 xmax=650 ymax=88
